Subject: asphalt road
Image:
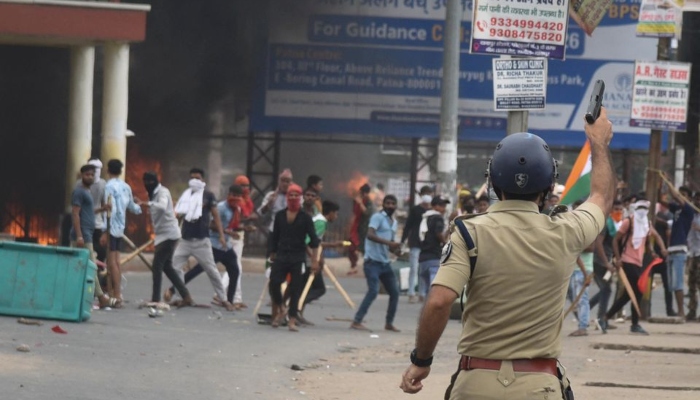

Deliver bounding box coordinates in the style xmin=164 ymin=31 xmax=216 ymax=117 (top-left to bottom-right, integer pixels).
xmin=0 ymin=268 xmax=674 ymax=400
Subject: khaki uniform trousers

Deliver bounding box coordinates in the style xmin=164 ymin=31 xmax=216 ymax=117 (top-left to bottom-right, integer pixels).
xmin=449 ymin=361 xmax=562 ymax=400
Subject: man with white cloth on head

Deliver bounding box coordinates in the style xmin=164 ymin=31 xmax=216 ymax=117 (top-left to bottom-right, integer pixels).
xmin=171 ymin=167 xmax=234 ymax=311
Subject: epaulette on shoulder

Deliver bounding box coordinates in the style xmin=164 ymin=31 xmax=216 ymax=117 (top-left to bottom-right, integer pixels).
xmin=548 ymin=204 xmax=569 ymax=218
xmin=449 ymin=212 xmax=486 ymax=233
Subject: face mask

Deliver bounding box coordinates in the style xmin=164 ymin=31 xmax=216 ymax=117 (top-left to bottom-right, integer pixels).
xmin=634 ymin=209 xmax=648 ymax=220
xmin=144 ymin=181 xmax=158 ymax=200
xmin=287 ymin=197 xmax=301 ymax=212
xmin=611 ymin=210 xmax=623 ymax=222
xmin=384 ymin=208 xmax=395 ymax=217
xmin=227 ymin=196 xmax=241 ymax=209
xmin=242 ymin=187 xmax=250 ymax=197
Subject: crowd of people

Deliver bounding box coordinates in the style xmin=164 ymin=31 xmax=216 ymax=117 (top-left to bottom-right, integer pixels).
xmin=68 ymin=152 xmax=700 ymax=339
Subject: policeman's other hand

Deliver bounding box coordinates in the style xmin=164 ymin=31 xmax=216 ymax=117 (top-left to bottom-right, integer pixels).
xmin=400 ymin=365 xmax=430 ymax=394
xmin=584 ymin=106 xmax=613 ymax=146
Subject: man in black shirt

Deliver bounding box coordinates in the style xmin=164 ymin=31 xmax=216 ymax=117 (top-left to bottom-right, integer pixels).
xmin=269 ymin=183 xmax=321 ymax=331
xmin=418 ymin=196 xmax=449 ymax=296
xmin=172 ymin=168 xmax=232 ymax=310
xmin=401 ymin=185 xmax=434 ymax=303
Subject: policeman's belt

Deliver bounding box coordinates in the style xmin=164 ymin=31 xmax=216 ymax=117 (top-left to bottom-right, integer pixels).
xmin=460 ymin=356 xmax=558 ymax=376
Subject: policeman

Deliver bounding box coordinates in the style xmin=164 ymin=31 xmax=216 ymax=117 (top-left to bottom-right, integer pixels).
xmin=400 ymin=108 xmax=615 ymax=399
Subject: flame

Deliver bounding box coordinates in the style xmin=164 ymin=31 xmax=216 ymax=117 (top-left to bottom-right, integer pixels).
xmin=3 ymin=202 xmax=58 ymax=245
xmin=338 ymin=171 xmax=370 ymax=198
xmin=124 ymin=141 xmax=160 ymax=250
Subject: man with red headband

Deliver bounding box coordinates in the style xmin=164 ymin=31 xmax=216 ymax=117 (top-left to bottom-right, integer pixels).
xmin=268 ymin=183 xmax=321 ymax=332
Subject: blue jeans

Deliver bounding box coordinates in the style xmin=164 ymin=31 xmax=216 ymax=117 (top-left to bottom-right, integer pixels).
xmin=408 ymin=247 xmax=421 ymax=296
xmin=570 ymin=270 xmax=590 ymax=330
xmin=589 ymin=262 xmax=612 ymax=320
xmin=418 ymin=259 xmax=440 ymax=298
xmin=668 ymin=252 xmax=687 ymax=292
xmin=354 ymin=259 xmax=399 ymax=325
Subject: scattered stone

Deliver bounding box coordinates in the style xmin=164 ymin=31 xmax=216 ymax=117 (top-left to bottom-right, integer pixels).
xmin=16 ymin=344 xmax=30 ymax=352
xmin=17 ymin=318 xmax=43 ymax=326
xmin=291 ymin=364 xmax=304 ymax=371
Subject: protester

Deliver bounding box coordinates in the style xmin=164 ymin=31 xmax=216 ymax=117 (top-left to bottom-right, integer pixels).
xmin=102 ymin=159 xmax=142 ymax=302
xmin=258 ymin=168 xmax=293 ymax=233
xmin=139 ymin=172 xmax=192 ymax=305
xmin=350 ymin=195 xmax=401 ymax=333
xmin=268 ymin=184 xmax=320 ymax=332
xmin=171 ymin=168 xmax=233 ymax=311
xmin=401 ymin=185 xmax=433 ymax=303
xmin=417 ymin=196 xmax=449 ymax=298
xmin=347 ymin=183 xmax=373 ymax=275
xmin=70 ymin=164 xmax=115 ymax=309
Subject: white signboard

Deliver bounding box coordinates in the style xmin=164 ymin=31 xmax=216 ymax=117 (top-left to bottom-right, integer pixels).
xmin=492 ymin=57 xmax=547 ymax=110
xmin=630 ymin=61 xmax=691 ymax=131
xmin=471 ymin=0 xmax=569 ymax=59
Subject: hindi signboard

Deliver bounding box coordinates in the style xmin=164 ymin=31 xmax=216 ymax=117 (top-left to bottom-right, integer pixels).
xmin=630 ymin=61 xmax=691 ymax=131
xmin=492 ymin=57 xmax=547 ymax=110
xmin=471 ymin=0 xmax=569 ymax=59
xmin=636 ymin=0 xmax=681 ymax=37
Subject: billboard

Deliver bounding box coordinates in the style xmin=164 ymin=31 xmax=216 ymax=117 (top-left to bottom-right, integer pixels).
xmin=250 ymin=0 xmax=659 ymax=149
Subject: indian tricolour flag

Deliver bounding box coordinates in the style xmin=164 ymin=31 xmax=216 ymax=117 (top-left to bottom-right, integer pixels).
xmin=560 ymin=141 xmax=591 ymax=205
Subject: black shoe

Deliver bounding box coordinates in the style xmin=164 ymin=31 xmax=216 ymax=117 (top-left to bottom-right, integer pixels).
xmin=630 ymin=324 xmax=649 ymax=335
xmin=667 ymin=310 xmax=678 ymax=317
xmin=686 ymin=313 xmax=697 ymax=322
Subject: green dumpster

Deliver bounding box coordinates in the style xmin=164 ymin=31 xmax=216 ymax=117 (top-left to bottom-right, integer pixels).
xmin=0 ymin=241 xmax=96 ymax=322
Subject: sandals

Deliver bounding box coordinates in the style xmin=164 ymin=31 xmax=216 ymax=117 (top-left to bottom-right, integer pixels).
xmin=98 ymin=296 xmax=119 ymax=309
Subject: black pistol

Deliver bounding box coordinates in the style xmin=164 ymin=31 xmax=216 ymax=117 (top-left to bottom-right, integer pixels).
xmin=585 ymin=80 xmax=605 ymax=124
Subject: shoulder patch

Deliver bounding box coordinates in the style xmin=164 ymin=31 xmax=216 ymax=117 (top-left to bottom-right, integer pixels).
xmin=440 ymin=241 xmax=453 ymax=263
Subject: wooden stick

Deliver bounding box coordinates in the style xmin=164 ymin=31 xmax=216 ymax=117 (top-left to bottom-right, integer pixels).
xmin=564 ymin=273 xmax=593 ymax=318
xmin=119 ymin=239 xmax=154 ymax=265
xmin=617 ymin=266 xmax=642 ymax=316
xmin=121 ymin=236 xmax=154 ymax=270
xmin=298 ymin=273 xmax=315 ymax=311
xmin=650 ymin=168 xmax=700 ymax=213
xmin=298 ymin=244 xmax=324 ymax=310
xmin=323 ymin=265 xmax=356 ymax=310
xmin=252 ymin=278 xmax=269 ymax=316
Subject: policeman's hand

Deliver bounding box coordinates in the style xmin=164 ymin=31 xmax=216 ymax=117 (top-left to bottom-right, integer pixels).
xmin=584 ymin=106 xmax=613 ymax=146
xmin=400 ymin=365 xmax=430 ymax=394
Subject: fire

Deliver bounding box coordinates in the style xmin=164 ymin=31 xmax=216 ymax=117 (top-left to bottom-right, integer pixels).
xmin=339 ymin=171 xmax=371 ymax=198
xmin=124 ymin=141 xmax=160 ymax=250
xmin=2 ymin=201 xmax=58 ymax=245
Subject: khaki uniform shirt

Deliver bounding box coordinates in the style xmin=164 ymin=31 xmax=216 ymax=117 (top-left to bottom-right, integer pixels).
xmin=432 ymin=200 xmax=604 ymax=360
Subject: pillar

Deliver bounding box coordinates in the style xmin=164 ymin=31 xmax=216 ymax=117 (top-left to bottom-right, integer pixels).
xmin=65 ymin=46 xmax=95 ymax=211
xmin=100 ymin=42 xmax=130 ymax=174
